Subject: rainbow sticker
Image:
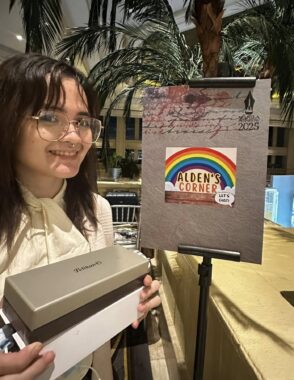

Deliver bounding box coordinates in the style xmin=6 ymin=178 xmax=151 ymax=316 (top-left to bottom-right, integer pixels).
xmin=165 ymin=147 xmax=237 ymax=206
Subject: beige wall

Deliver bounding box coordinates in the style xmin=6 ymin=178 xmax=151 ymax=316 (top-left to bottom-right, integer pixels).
xmin=158 ymin=223 xmax=294 ymax=379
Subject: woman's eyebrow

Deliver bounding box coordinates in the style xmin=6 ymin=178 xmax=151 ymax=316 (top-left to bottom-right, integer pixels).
xmin=77 ymin=111 xmax=90 ymax=117
xmin=43 ymin=105 xmax=90 ymax=116
xmin=43 ymin=105 xmax=64 ymax=112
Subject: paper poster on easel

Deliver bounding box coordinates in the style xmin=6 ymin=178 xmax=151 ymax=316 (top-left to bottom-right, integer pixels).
xmin=140 ymin=79 xmax=271 ymax=263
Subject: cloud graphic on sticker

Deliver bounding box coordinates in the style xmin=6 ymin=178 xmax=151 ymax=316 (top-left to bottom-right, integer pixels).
xmin=165 ymin=182 xmax=179 ymax=191
xmin=224 ymin=186 xmax=235 ymax=195
xmin=215 ymin=187 xmax=235 ymax=207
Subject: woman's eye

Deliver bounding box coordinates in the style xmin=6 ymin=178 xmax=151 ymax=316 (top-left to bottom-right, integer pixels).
xmin=78 ymin=119 xmax=90 ymax=128
xmin=40 ymin=114 xmax=58 ymax=123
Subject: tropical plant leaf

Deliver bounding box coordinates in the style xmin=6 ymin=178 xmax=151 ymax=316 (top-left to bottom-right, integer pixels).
xmin=86 ymin=0 xmax=187 ymax=50
xmin=224 ymin=0 xmax=294 ymax=124
xmin=56 ymin=2 xmax=202 ymax=150
xmin=9 ymin=0 xmax=63 ymax=53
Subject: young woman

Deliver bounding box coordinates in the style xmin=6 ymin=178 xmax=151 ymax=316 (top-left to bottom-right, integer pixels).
xmin=0 ymin=54 xmax=160 ymax=379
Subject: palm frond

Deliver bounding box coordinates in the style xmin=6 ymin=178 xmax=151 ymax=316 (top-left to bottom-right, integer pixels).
xmin=56 ymin=11 xmax=196 ymax=81
xmin=9 ymin=0 xmax=17 ymax=10
xmin=220 ymin=34 xmax=237 ymax=76
xmin=56 ymin=24 xmax=128 ymax=62
xmin=9 ymin=0 xmax=63 ymax=53
xmin=86 ymin=0 xmax=179 ymax=50
xmin=56 ymin=0 xmax=202 ymax=140
xmin=224 ymin=0 xmax=294 ymax=125
xmin=64 ymin=12 xmax=200 ymax=142
xmin=88 ymin=0 xmax=101 ymax=26
xmin=183 ymin=0 xmax=192 ymax=23
xmin=233 ymin=39 xmax=266 ymax=75
xmin=129 ymin=0 xmax=175 ymax=24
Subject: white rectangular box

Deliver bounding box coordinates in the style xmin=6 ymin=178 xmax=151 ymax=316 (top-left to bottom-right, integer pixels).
xmin=1 ymin=286 xmax=143 ymax=379
xmin=0 ymin=247 xmax=149 ymax=379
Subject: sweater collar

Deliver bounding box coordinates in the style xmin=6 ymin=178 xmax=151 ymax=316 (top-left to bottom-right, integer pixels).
xmin=18 ymin=180 xmax=67 ymax=209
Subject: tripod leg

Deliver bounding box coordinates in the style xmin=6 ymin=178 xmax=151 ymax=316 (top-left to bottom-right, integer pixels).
xmin=194 ymin=256 xmax=212 ymax=380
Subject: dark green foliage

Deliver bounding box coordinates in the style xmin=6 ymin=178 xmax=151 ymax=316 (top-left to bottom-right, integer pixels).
xmin=10 ymin=0 xmax=294 ymax=125
xmin=222 ymin=0 xmax=294 ymax=125
xmin=120 ymin=153 xmax=140 ymax=179
xmin=9 ymin=0 xmax=63 ymax=53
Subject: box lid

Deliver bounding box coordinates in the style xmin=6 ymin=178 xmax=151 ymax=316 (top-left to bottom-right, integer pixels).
xmin=4 ymin=246 xmax=149 ymax=330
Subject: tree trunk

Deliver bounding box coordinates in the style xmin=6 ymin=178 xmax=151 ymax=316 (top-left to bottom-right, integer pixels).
xmin=191 ymin=1 xmax=224 ymax=78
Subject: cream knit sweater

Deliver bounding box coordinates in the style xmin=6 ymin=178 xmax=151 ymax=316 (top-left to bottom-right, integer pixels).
xmin=0 ymin=181 xmax=114 ymax=380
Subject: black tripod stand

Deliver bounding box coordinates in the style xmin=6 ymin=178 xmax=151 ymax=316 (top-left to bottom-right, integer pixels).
xmin=178 ymin=245 xmax=240 ymax=380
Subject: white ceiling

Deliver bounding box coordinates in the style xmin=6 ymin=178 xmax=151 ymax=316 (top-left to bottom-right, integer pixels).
xmin=0 ymin=0 xmax=245 ymax=62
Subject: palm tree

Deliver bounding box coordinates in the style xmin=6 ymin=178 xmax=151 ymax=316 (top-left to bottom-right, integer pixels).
xmin=55 ymin=0 xmax=294 ymax=123
xmin=89 ymin=0 xmax=226 ymax=77
xmin=222 ymin=0 xmax=294 ymax=123
xmin=9 ymin=0 xmax=225 ymax=77
xmin=55 ymin=2 xmax=202 ymax=162
xmin=56 ymin=6 xmax=202 ymax=119
xmin=9 ymin=0 xmax=294 ymax=123
xmin=9 ymin=0 xmax=63 ymax=53
xmin=183 ymin=0 xmax=225 ymax=77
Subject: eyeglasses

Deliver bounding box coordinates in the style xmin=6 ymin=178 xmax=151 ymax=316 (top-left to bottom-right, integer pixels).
xmin=31 ymin=109 xmax=103 ymax=144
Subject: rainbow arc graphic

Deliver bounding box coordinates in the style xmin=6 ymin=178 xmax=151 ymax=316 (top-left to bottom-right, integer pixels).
xmin=165 ymin=147 xmax=236 ymax=189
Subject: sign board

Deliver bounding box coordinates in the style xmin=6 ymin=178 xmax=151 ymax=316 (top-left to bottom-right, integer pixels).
xmin=141 ymin=79 xmax=271 ymax=263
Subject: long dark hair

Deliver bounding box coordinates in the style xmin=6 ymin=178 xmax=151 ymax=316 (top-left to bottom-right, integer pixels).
xmin=0 ymin=54 xmax=99 ymax=248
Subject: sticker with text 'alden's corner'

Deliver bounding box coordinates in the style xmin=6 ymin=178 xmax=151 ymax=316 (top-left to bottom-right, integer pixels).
xmin=165 ymin=147 xmax=237 ymax=207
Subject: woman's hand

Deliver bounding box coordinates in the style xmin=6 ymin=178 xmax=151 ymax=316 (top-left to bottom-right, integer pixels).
xmin=132 ymin=274 xmax=161 ymax=329
xmin=0 ymin=342 xmax=55 ymax=379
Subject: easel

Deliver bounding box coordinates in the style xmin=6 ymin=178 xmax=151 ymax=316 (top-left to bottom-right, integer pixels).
xmin=179 ymin=77 xmax=255 ymax=379
xmin=177 ymin=245 xmax=240 ymax=380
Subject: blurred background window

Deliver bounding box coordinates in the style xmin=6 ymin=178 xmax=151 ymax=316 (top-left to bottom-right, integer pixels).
xmin=126 ymin=118 xmax=135 ymax=140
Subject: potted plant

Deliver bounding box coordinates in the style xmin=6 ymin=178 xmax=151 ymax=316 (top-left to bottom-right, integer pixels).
xmin=120 ymin=152 xmax=140 ymax=179
xmin=108 ymin=152 xmax=123 ymax=181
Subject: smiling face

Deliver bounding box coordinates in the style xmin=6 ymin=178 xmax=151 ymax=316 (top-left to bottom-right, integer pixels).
xmin=15 ymin=78 xmax=92 ymax=198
